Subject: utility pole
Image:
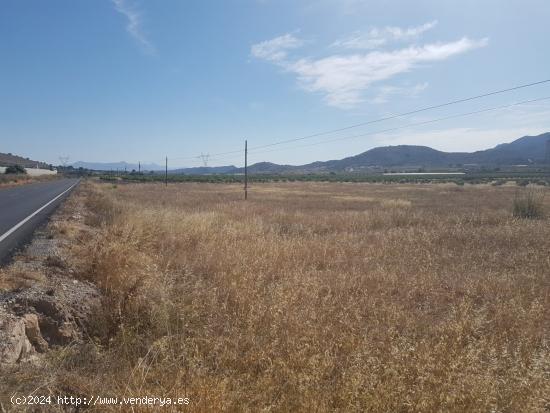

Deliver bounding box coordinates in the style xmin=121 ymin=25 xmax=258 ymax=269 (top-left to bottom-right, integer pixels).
xmin=244 ymin=140 xmax=248 ymax=200
xmin=165 ymin=156 xmax=168 ymax=187
xmin=138 ymin=161 xmax=141 ymax=174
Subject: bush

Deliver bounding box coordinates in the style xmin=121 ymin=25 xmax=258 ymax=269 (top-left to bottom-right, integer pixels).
xmin=516 ymin=179 xmax=530 ymax=187
xmin=513 ymin=188 xmax=545 ymax=219
xmin=4 ymin=164 xmax=27 ymax=174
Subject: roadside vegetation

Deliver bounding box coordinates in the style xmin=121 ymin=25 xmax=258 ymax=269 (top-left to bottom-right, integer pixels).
xmin=4 ymin=164 xmax=27 ymax=174
xmin=0 ymin=164 xmax=27 ymax=186
xmin=2 ymin=181 xmax=550 ymax=412
xmin=0 ymin=172 xmax=59 ymax=188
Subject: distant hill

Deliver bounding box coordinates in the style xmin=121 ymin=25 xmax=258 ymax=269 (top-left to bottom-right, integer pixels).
xmin=0 ymin=152 xmax=50 ymax=169
xmin=305 ymin=145 xmax=454 ymax=172
xmin=463 ymin=134 xmax=550 ymax=165
xmin=72 ymin=161 xmax=164 ymax=171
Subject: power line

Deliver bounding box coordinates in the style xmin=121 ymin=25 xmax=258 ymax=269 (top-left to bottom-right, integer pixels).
xmin=167 ymin=78 xmax=550 ymax=162
xmin=166 ymin=96 xmax=550 ymax=167
xmin=244 ymin=96 xmax=550 ymax=158
xmin=247 ymin=79 xmax=550 ymax=152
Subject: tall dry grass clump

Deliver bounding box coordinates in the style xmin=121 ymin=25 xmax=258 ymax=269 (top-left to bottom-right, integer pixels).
xmin=3 ymin=181 xmax=549 ymax=412
xmin=513 ymin=187 xmax=546 ymax=219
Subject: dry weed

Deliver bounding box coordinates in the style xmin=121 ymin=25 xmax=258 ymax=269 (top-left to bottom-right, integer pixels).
xmin=2 ymin=181 xmax=549 ymax=412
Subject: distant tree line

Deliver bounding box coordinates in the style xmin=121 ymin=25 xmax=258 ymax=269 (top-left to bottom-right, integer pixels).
xmin=99 ymin=170 xmax=550 ymax=186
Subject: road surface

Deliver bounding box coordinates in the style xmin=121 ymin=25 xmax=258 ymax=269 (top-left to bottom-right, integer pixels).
xmin=0 ymin=178 xmax=79 ymax=264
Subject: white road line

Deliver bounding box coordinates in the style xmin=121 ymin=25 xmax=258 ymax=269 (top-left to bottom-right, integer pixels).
xmin=0 ymin=180 xmax=79 ymax=243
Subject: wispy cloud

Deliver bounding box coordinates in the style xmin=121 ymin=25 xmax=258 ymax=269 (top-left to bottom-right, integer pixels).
xmin=370 ymin=82 xmax=429 ymax=104
xmin=251 ymin=32 xmax=488 ymax=109
xmin=251 ymin=33 xmax=304 ymax=62
xmin=332 ymin=21 xmax=438 ymax=50
xmin=112 ymin=0 xmax=155 ymax=55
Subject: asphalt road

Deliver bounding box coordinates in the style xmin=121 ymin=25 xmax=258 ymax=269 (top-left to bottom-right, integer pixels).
xmin=0 ymin=178 xmax=79 ymax=264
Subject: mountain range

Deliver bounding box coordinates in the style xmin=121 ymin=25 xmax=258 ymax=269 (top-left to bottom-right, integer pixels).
xmin=238 ymin=132 xmax=550 ymax=174
xmin=73 ymin=132 xmax=550 ymax=174
xmin=71 ymin=161 xmax=164 ymax=171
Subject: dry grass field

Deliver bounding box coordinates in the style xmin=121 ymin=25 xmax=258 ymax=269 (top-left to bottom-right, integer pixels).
xmin=3 ymin=181 xmax=550 ymax=412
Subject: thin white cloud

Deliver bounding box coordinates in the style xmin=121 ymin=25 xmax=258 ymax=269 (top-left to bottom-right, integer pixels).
xmin=332 ymin=21 xmax=438 ymax=50
xmin=251 ymin=33 xmax=304 ymax=62
xmin=112 ymin=0 xmax=155 ymax=55
xmin=370 ymin=82 xmax=429 ymax=104
xmin=386 ymin=21 xmax=439 ymax=41
xmin=252 ymin=34 xmax=488 ymax=109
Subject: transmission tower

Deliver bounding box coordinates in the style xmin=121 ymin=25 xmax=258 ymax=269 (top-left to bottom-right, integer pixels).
xmin=199 ymin=153 xmax=210 ymax=167
xmin=59 ymin=156 xmax=70 ymax=167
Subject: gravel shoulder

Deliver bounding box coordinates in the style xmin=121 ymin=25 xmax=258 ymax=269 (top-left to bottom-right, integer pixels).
xmin=0 ymin=184 xmax=101 ymax=367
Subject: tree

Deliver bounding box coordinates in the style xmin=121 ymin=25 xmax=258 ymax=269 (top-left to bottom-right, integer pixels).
xmin=5 ymin=164 xmax=27 ymax=174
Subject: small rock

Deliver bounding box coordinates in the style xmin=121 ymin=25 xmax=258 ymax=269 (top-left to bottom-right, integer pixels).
xmin=57 ymin=322 xmax=77 ymax=343
xmin=0 ymin=310 xmax=34 ymax=365
xmin=23 ymin=314 xmax=48 ymax=353
xmin=37 ymin=316 xmax=77 ymax=346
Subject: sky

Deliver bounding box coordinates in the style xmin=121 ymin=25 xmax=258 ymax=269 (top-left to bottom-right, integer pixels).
xmin=1 ymin=0 xmax=550 ymax=168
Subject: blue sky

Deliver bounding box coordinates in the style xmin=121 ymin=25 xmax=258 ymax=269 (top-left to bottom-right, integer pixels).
xmin=1 ymin=0 xmax=550 ymax=167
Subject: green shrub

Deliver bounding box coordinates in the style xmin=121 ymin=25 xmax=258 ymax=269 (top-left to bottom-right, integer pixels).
xmin=513 ymin=189 xmax=545 ymax=219
xmin=4 ymin=164 xmax=27 ymax=174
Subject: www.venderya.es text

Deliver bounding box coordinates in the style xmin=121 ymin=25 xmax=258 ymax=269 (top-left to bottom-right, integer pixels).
xmin=11 ymin=394 xmax=190 ymax=407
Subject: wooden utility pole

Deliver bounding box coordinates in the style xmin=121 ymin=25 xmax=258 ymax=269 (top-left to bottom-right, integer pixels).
xmin=244 ymin=140 xmax=248 ymax=200
xmin=138 ymin=161 xmax=141 ymax=174
xmin=165 ymin=156 xmax=168 ymax=187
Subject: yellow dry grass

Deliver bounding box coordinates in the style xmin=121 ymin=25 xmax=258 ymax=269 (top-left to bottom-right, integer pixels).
xmin=0 ymin=267 xmax=46 ymax=292
xmin=3 ymin=181 xmax=550 ymax=412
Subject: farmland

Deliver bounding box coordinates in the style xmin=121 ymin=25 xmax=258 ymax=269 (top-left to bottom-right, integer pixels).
xmin=99 ymin=169 xmax=550 ymax=186
xmin=1 ymin=181 xmax=549 ymax=412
